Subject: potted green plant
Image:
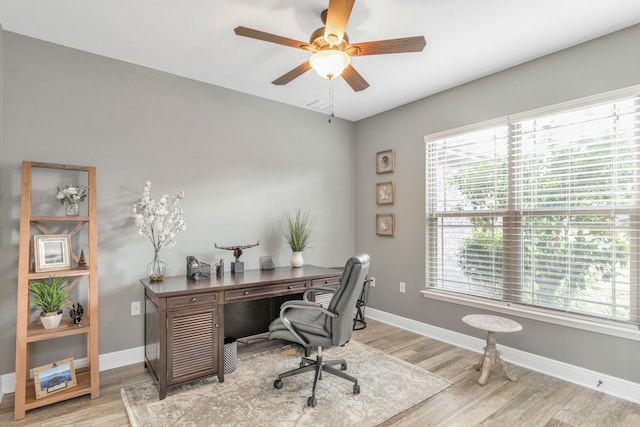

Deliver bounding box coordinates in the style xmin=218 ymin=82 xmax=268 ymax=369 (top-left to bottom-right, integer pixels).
xmin=29 ymin=276 xmax=71 ymax=329
xmin=283 ymin=209 xmax=313 ymax=267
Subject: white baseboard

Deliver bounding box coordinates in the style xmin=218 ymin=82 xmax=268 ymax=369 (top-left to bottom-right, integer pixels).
xmin=365 ymin=308 xmax=640 ymax=405
xmin=3 ymin=310 xmax=640 ymax=405
xmin=0 ymin=346 xmax=144 ymax=400
xmin=97 ymin=345 xmax=145 ymax=371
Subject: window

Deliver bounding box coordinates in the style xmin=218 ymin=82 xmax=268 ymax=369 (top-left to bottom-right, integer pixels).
xmin=426 ymin=92 xmax=640 ymax=326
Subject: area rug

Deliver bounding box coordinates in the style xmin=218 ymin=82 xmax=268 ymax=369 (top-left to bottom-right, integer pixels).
xmin=121 ymin=340 xmax=451 ymax=426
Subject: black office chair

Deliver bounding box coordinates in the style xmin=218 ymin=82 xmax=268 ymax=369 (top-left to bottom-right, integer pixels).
xmin=268 ymin=253 xmax=371 ymax=407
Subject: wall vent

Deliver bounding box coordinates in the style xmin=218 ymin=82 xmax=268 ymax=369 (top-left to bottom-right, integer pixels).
xmin=306 ymin=99 xmax=331 ymax=110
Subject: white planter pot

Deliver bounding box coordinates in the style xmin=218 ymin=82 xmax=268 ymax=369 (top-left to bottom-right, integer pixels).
xmin=291 ymin=251 xmax=304 ymax=268
xmin=40 ymin=312 xmax=63 ymax=329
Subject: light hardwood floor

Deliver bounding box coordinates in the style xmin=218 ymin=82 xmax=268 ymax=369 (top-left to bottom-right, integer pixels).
xmin=2 ymin=319 xmax=639 ymax=426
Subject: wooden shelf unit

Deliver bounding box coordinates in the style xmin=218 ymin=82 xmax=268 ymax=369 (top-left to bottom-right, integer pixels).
xmin=14 ymin=161 xmax=100 ymax=420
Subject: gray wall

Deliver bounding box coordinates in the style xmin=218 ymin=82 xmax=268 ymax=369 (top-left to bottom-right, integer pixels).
xmin=0 ymin=32 xmax=355 ymax=374
xmin=355 ymin=24 xmax=640 ymax=382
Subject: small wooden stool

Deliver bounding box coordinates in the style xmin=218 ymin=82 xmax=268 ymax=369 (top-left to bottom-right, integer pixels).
xmin=462 ymin=314 xmax=522 ymax=385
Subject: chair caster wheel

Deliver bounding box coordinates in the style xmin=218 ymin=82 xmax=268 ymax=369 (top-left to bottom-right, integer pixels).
xmin=307 ymin=396 xmax=317 ymax=407
xmin=353 ymin=384 xmax=360 ymax=394
xmin=274 ymin=379 xmax=283 ymax=389
xmin=341 ymin=362 xmax=347 ymax=370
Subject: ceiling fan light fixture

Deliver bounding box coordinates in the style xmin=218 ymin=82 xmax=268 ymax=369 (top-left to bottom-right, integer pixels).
xmin=324 ymin=33 xmax=341 ymax=47
xmin=309 ymin=50 xmax=350 ymax=80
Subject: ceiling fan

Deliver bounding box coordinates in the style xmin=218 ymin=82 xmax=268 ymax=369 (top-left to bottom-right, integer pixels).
xmin=234 ymin=0 xmax=426 ymax=92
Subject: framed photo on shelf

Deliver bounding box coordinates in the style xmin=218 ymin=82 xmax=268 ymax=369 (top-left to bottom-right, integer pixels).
xmin=376 ymin=149 xmax=395 ymax=174
xmin=34 ymin=234 xmax=72 ymax=272
xmin=33 ymin=358 xmax=77 ymax=399
xmin=376 ymin=181 xmax=395 ymax=205
xmin=376 ymin=213 xmax=395 ymax=236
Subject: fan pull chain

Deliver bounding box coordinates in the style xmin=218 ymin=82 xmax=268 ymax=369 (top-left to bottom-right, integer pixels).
xmin=328 ymin=78 xmax=335 ymax=123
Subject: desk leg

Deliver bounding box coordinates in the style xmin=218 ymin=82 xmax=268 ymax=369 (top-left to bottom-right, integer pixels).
xmin=159 ymin=382 xmax=167 ymax=400
xmin=217 ymin=305 xmax=225 ymax=383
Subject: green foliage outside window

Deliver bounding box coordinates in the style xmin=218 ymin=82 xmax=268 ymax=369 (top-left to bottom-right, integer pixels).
xmin=450 ymin=141 xmax=631 ymax=319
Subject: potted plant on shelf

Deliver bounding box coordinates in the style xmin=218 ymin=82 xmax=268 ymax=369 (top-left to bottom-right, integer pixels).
xmin=283 ymin=209 xmax=313 ymax=267
xmin=29 ymin=276 xmax=71 ymax=329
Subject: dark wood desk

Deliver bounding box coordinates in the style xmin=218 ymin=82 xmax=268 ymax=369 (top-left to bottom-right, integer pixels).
xmin=141 ymin=265 xmax=342 ymax=399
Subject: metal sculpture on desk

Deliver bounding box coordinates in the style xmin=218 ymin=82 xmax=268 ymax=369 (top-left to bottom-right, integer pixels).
xmin=214 ymin=241 xmax=260 ymax=273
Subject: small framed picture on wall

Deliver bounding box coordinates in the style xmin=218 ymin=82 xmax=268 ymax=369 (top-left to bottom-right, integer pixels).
xmin=376 ymin=181 xmax=395 ymax=205
xmin=376 ymin=149 xmax=395 ymax=174
xmin=376 ymin=213 xmax=395 ymax=236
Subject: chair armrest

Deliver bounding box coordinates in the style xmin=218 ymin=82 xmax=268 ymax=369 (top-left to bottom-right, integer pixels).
xmin=303 ymin=285 xmax=338 ymax=301
xmin=280 ymin=300 xmax=338 ymax=318
xmin=279 ymin=300 xmax=337 ymax=345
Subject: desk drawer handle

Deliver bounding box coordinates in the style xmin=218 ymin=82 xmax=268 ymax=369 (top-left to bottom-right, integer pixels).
xmin=244 ymin=291 xmax=250 ymax=296
xmin=191 ymin=297 xmax=197 ymax=302
xmin=215 ymin=323 xmax=219 ymax=328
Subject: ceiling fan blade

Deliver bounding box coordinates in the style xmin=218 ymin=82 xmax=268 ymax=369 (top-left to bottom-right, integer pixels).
xmin=350 ymin=36 xmax=426 ymax=56
xmin=324 ymin=0 xmax=355 ymax=44
xmin=341 ymin=64 xmax=369 ymax=92
xmin=272 ymin=61 xmax=312 ymax=86
xmin=234 ymin=26 xmax=310 ymax=50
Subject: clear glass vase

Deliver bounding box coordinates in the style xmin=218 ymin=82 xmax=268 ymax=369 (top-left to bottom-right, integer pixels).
xmin=66 ymin=202 xmax=79 ymax=216
xmin=147 ymin=252 xmax=166 ymax=281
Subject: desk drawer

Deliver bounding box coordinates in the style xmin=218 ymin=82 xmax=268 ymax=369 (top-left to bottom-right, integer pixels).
xmin=167 ymin=293 xmax=218 ymax=309
xmin=225 ymin=281 xmax=308 ymax=303
xmin=311 ymin=276 xmax=341 ymax=287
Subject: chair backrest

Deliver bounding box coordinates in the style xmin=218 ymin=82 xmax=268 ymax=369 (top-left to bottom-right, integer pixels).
xmin=326 ymin=253 xmax=370 ymax=346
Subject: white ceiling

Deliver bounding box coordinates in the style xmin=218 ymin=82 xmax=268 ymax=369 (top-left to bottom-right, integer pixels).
xmin=1 ymin=0 xmax=640 ymax=122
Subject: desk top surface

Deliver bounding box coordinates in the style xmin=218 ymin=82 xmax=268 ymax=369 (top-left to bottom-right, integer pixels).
xmin=140 ymin=265 xmax=342 ymax=297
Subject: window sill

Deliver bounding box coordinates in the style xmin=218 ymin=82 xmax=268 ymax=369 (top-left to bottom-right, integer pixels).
xmin=421 ymin=289 xmax=640 ymax=342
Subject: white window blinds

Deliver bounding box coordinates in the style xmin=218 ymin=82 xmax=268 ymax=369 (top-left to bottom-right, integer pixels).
xmin=426 ymin=94 xmax=640 ymax=325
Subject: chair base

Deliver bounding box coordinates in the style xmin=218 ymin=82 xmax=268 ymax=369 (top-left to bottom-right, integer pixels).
xmin=273 ymin=346 xmax=360 ymax=407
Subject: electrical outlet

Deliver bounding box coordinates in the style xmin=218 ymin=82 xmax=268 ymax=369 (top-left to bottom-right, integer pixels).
xmin=400 ymin=282 xmax=406 ymax=293
xmin=370 ymin=277 xmax=376 ymax=287
xmin=131 ymin=301 xmax=141 ymax=316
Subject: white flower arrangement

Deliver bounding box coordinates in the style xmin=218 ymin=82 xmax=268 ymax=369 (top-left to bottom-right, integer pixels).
xmin=132 ymin=181 xmax=186 ymax=253
xmin=56 ymin=185 xmax=88 ymax=205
